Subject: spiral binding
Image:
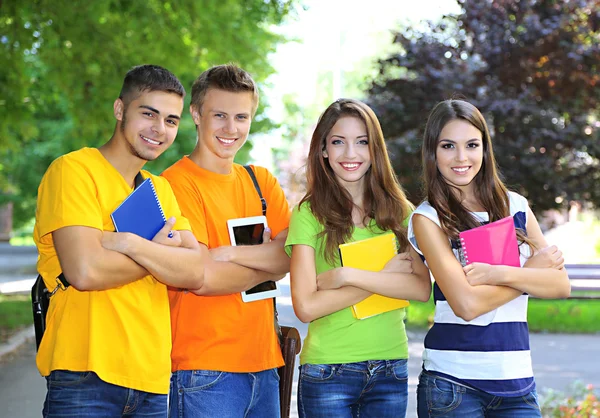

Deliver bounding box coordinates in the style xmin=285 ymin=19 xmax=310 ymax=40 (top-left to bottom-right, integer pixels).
xmin=148 ymin=178 xmax=167 ymax=223
xmin=459 ymin=237 xmax=469 ymax=266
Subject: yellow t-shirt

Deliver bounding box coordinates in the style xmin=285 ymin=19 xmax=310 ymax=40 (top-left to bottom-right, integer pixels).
xmin=33 ymin=147 xmax=190 ymax=394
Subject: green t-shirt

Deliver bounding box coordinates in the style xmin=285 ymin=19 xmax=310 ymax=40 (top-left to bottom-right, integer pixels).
xmin=285 ymin=203 xmax=408 ymax=365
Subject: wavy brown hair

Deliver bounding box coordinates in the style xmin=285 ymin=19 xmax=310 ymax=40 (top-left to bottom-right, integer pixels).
xmin=423 ymin=99 xmax=529 ymax=244
xmin=301 ymin=99 xmax=413 ymax=264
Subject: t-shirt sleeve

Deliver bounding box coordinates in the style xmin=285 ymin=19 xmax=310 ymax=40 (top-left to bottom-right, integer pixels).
xmin=284 ymin=203 xmax=320 ymax=257
xmin=254 ymin=166 xmax=290 ymax=238
xmin=407 ymin=202 xmax=441 ymax=256
xmin=36 ymin=156 xmax=104 ymax=239
xmin=150 ymin=175 xmax=191 ymax=232
xmin=162 ymin=170 xmax=209 ymax=246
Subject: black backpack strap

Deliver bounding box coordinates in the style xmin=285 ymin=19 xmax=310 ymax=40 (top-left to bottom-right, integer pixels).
xmin=243 ymin=165 xmax=267 ymax=216
xmin=242 ymin=165 xmax=283 ymax=345
xmin=134 ymin=171 xmax=144 ymax=189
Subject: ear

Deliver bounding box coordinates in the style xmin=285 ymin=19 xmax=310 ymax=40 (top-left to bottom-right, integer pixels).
xmin=322 ymin=149 xmax=328 ymax=158
xmin=114 ymin=99 xmax=124 ymax=121
xmin=190 ymin=105 xmax=200 ymax=125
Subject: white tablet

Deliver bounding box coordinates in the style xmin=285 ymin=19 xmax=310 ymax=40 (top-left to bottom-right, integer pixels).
xmin=227 ymin=216 xmax=281 ymax=302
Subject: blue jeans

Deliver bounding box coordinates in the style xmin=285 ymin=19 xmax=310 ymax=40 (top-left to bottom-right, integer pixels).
xmin=417 ymin=370 xmax=542 ymax=417
xmin=43 ymin=370 xmax=167 ymax=417
xmin=169 ymin=368 xmax=280 ymax=418
xmin=298 ymin=359 xmax=408 ymax=418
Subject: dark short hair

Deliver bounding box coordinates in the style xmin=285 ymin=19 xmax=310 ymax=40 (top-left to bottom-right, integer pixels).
xmin=119 ymin=64 xmax=185 ymax=106
xmin=190 ymin=63 xmax=259 ymax=116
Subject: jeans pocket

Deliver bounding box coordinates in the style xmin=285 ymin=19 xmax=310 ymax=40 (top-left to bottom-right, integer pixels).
xmin=47 ymin=370 xmax=93 ymax=387
xmin=522 ymin=390 xmax=541 ymax=410
xmin=390 ymin=359 xmax=408 ymax=381
xmin=271 ymin=367 xmax=281 ymax=383
xmin=427 ymin=376 xmax=462 ymax=413
xmin=300 ymin=363 xmax=338 ymax=381
xmin=185 ymin=370 xmax=224 ymax=392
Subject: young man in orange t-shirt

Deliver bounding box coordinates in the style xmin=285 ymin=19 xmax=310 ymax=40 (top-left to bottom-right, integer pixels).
xmin=162 ymin=64 xmax=290 ymax=417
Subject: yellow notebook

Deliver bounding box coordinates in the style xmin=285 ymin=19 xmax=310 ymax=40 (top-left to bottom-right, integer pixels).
xmin=339 ymin=232 xmax=410 ymax=319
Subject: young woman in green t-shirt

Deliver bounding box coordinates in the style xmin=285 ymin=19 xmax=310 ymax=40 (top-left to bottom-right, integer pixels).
xmin=285 ymin=98 xmax=432 ymax=418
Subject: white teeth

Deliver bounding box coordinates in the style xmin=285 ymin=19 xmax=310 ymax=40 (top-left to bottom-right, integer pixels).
xmin=453 ymin=167 xmax=469 ymax=173
xmin=141 ymin=136 xmax=160 ymax=145
xmin=342 ymin=163 xmax=360 ymax=169
xmin=218 ymin=137 xmax=235 ymax=144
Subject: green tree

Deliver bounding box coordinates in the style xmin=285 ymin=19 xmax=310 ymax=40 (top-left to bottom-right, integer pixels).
xmin=368 ymin=0 xmax=600 ymax=212
xmin=0 ymin=0 xmax=296 ymax=229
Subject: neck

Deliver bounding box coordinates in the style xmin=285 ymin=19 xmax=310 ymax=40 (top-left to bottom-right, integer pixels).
xmin=189 ymin=144 xmax=234 ymax=175
xmin=99 ymin=133 xmax=146 ymax=187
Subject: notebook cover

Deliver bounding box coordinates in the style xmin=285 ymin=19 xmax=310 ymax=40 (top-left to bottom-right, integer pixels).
xmin=111 ymin=178 xmax=166 ymax=241
xmin=458 ymin=216 xmax=520 ymax=267
xmin=339 ymin=232 xmax=410 ymax=320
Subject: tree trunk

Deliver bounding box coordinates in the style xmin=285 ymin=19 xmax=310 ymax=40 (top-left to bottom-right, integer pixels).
xmin=0 ymin=202 xmax=13 ymax=242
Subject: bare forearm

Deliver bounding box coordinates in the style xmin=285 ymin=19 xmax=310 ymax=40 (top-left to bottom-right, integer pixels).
xmin=192 ymin=260 xmax=283 ymax=296
xmin=497 ymin=266 xmax=571 ymax=299
xmin=459 ymin=285 xmax=523 ymax=321
xmin=344 ymin=268 xmax=432 ymax=302
xmin=293 ymin=287 xmax=371 ymax=323
xmin=66 ymin=249 xmax=149 ymax=291
xmin=227 ymin=240 xmax=290 ymax=274
xmin=123 ymin=235 xmax=204 ymax=289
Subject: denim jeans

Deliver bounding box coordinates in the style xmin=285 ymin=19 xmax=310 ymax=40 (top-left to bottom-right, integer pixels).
xmin=298 ymin=359 xmax=408 ymax=418
xmin=417 ymin=370 xmax=542 ymax=417
xmin=169 ymin=368 xmax=280 ymax=418
xmin=42 ymin=370 xmax=167 ymax=417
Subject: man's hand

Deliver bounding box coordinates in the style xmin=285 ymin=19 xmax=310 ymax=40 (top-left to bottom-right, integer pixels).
xmin=152 ymin=217 xmax=181 ymax=247
xmin=524 ymin=245 xmax=564 ymax=270
xmin=101 ymin=231 xmax=133 ymax=254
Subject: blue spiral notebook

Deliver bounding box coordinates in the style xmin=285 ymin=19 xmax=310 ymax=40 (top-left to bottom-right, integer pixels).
xmin=111 ymin=178 xmax=167 ymax=240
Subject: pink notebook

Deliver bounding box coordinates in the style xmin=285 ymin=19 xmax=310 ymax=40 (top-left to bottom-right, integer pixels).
xmin=459 ymin=216 xmax=520 ymax=267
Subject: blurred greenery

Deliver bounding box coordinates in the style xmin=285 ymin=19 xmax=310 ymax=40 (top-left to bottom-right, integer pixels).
xmin=0 ymin=0 xmax=299 ymax=228
xmin=368 ymin=0 xmax=600 ymax=213
xmin=405 ymin=293 xmax=600 ymax=333
xmin=0 ymin=294 xmax=31 ymax=343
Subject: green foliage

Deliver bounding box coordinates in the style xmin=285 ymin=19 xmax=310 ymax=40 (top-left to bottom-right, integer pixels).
xmin=0 ymin=294 xmax=31 ymax=343
xmin=0 ymin=0 xmax=297 ymax=228
xmin=367 ymin=0 xmax=600 ymax=212
xmin=540 ymin=381 xmax=600 ymax=417
xmin=405 ymin=294 xmax=600 ymax=333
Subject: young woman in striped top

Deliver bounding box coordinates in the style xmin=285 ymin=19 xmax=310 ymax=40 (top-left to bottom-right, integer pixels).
xmin=408 ymin=99 xmax=570 ymax=417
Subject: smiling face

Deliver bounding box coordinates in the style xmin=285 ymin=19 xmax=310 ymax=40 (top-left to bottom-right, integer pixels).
xmin=115 ymin=90 xmax=184 ymax=162
xmin=323 ymin=116 xmax=372 ymax=192
xmin=435 ymin=119 xmax=484 ymax=195
xmin=191 ymin=88 xmax=253 ymax=171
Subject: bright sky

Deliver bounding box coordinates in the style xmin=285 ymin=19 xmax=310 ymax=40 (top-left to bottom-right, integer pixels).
xmin=253 ymin=0 xmax=460 ymax=167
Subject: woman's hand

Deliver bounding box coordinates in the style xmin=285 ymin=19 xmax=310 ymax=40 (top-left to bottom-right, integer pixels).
xmin=382 ymin=252 xmax=413 ymax=274
xmin=316 ymin=267 xmax=346 ymax=290
xmin=463 ymin=262 xmax=503 ymax=286
xmin=524 ymin=245 xmax=564 ymax=270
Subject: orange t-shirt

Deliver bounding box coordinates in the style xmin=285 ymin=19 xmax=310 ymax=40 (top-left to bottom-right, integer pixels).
xmin=161 ymin=157 xmax=290 ymax=372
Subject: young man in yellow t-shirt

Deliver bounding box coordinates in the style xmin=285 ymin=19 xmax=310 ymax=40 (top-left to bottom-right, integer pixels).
xmin=34 ymin=65 xmax=206 ymax=417
xmin=162 ymin=64 xmax=291 ymax=417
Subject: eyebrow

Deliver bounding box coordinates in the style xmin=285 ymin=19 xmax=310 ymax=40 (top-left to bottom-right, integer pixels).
xmin=439 ymin=138 xmax=481 ymax=143
xmin=331 ymin=134 xmax=368 ymax=139
xmin=139 ymin=105 xmax=181 ymax=120
xmin=211 ymin=109 xmax=250 ymax=117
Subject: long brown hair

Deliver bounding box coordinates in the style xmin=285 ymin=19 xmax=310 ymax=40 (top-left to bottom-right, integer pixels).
xmin=301 ymin=98 xmax=413 ymax=264
xmin=423 ymin=99 xmax=527 ymax=242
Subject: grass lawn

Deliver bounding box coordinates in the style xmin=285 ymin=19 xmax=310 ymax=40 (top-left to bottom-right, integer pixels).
xmin=0 ymin=294 xmax=33 ymax=343
xmin=405 ymin=293 xmax=600 ymax=334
